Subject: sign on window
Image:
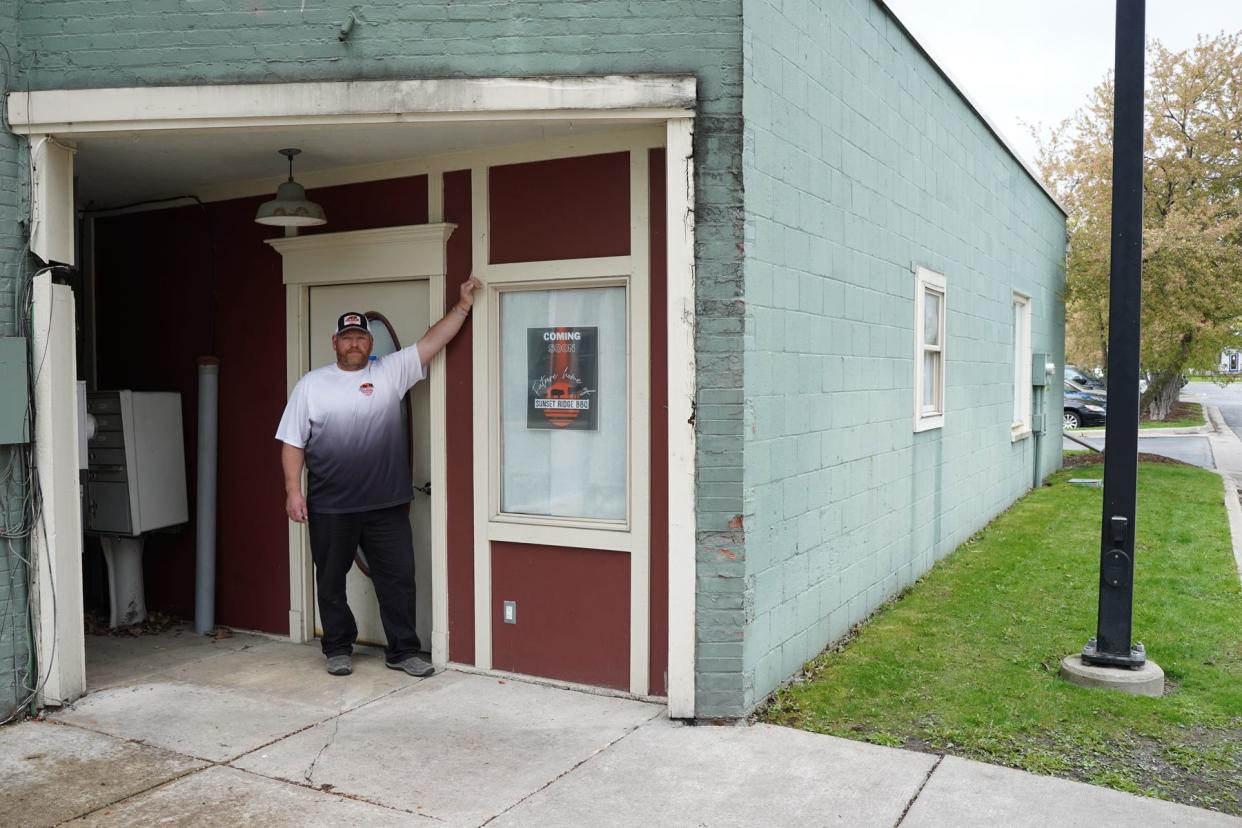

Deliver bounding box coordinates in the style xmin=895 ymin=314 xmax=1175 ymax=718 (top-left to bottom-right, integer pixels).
xmin=527 ymin=326 xmax=598 ymax=431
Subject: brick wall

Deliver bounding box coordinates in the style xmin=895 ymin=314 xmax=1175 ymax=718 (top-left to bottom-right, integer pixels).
xmin=740 ymin=0 xmax=1067 ymax=709
xmin=14 ymin=0 xmax=748 ymax=717
xmin=0 ymin=0 xmax=34 ymax=721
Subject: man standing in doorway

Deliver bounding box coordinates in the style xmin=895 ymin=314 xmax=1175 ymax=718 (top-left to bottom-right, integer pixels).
xmin=277 ymin=276 xmax=482 ymax=676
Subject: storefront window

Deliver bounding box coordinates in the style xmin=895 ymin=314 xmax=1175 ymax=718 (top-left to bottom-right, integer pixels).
xmin=499 ymin=286 xmax=627 ymax=521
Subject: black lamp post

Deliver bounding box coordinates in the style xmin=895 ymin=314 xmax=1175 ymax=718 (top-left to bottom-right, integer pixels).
xmin=1082 ymin=0 xmax=1147 ymax=669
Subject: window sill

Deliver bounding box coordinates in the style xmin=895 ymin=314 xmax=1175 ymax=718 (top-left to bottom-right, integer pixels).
xmin=1011 ymin=426 xmax=1032 ymax=443
xmin=914 ymin=413 xmax=944 ymax=433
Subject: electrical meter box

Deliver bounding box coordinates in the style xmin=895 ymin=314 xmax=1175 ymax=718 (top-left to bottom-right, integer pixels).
xmin=0 ymin=337 xmax=29 ymax=445
xmin=84 ymin=391 xmax=188 ymax=536
xmin=1031 ymin=352 xmax=1052 ymax=387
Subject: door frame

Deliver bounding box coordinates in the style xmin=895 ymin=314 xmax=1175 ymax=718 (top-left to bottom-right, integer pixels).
xmin=268 ymin=225 xmax=454 ymax=667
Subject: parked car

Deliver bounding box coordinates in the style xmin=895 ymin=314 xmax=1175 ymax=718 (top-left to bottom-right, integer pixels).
xmin=1066 ymin=364 xmax=1154 ymax=395
xmin=1064 ymin=383 xmax=1107 ymax=429
xmin=1065 ymin=364 xmax=1106 ymax=393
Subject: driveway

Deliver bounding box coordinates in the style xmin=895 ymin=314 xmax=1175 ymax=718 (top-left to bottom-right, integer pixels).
xmin=1063 ymin=433 xmax=1215 ymax=468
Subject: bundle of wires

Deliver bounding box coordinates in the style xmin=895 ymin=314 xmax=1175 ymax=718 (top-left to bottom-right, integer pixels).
xmin=0 ymin=264 xmax=65 ymax=724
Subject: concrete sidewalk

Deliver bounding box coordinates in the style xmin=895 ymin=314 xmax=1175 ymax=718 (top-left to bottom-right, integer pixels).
xmin=2 ymin=629 xmax=1237 ymax=827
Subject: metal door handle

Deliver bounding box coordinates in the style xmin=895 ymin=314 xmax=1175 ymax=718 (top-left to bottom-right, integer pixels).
xmin=413 ymin=481 xmax=432 ymax=496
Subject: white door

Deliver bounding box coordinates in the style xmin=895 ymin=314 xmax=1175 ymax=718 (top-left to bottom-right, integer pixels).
xmin=308 ymin=280 xmax=432 ymax=649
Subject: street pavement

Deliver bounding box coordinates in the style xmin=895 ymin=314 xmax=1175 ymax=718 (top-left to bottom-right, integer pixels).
xmin=1184 ymin=380 xmax=1242 ymax=439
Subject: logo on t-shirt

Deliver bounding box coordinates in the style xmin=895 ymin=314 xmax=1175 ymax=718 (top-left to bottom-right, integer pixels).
xmin=359 ymin=382 xmax=374 ymax=397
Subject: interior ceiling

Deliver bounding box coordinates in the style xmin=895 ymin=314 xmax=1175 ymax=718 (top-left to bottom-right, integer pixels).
xmin=72 ymin=118 xmax=640 ymax=209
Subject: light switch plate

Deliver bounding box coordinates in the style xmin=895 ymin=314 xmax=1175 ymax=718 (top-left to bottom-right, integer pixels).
xmin=503 ymin=600 xmax=517 ymax=624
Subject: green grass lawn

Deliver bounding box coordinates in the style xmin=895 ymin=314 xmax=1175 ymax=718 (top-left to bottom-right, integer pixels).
xmin=759 ymin=462 xmax=1242 ymax=815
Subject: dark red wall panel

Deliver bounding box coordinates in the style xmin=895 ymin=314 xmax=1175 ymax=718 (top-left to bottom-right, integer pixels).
xmin=444 ymin=169 xmax=476 ymax=665
xmin=299 ymin=176 xmax=428 ymax=235
xmin=491 ymin=542 xmax=630 ymax=690
xmin=648 ymin=149 xmax=669 ymax=697
xmin=488 ymin=152 xmax=630 ymax=264
xmin=94 ymin=175 xmax=429 ymax=633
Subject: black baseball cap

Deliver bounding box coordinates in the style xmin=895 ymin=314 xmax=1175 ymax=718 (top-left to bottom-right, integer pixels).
xmin=335 ymin=312 xmax=371 ymax=336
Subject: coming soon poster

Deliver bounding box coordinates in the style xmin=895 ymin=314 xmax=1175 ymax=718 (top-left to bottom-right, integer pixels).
xmin=527 ymin=326 xmax=598 ymax=430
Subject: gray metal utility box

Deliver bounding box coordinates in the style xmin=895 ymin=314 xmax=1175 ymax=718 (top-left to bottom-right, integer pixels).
xmin=84 ymin=391 xmax=188 ymax=536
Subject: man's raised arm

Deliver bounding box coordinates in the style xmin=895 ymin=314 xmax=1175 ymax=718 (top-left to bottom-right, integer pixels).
xmin=416 ymin=275 xmax=483 ymax=364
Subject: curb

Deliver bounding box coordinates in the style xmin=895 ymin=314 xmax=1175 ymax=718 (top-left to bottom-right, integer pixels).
xmin=1070 ymin=424 xmax=1210 ymax=437
xmin=1203 ymin=405 xmax=1242 ymax=584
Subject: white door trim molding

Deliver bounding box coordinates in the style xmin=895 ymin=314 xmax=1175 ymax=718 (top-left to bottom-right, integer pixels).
xmin=6 ymin=76 xmax=697 ymax=135
xmin=665 ymin=118 xmax=697 ymax=719
xmin=29 ymin=274 xmax=87 ymax=709
xmin=268 ymin=225 xmax=453 ymax=668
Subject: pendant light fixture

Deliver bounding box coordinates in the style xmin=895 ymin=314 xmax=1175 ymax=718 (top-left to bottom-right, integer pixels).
xmin=254 ymin=148 xmax=326 ymax=227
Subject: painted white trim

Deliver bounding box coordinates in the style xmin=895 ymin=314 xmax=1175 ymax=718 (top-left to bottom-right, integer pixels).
xmin=271 ymin=225 xmax=452 ymax=666
xmin=628 ymin=149 xmax=652 ymax=697
xmin=268 ymin=225 xmax=454 ymax=285
xmin=913 ymin=266 xmax=947 ymax=434
xmin=30 ymin=274 xmax=86 ymax=708
xmin=1012 ymin=291 xmax=1033 ymax=436
xmin=429 ymin=273 xmax=450 ymax=669
xmin=29 ymin=136 xmax=77 ymax=266
xmin=665 ymin=118 xmax=697 ymax=719
xmin=285 ymin=286 xmax=313 ymax=643
xmin=483 ymin=257 xmax=632 ymax=285
xmin=487 ymin=522 xmax=632 ymax=552
xmin=471 ymin=165 xmax=493 ymax=670
xmin=8 ymin=77 xmax=697 ymax=135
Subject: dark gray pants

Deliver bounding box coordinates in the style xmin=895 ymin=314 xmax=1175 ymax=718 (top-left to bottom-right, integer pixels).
xmin=307 ymin=503 xmax=421 ymax=663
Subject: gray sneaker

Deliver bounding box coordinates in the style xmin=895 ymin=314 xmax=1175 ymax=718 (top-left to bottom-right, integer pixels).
xmin=386 ymin=655 xmax=434 ymax=677
xmin=326 ymin=655 xmax=352 ymax=676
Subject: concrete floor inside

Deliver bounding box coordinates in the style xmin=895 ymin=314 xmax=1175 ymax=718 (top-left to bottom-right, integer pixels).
xmin=1 ymin=627 xmax=1237 ymax=827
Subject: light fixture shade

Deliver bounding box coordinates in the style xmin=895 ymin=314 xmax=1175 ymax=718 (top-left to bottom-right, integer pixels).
xmin=254 ymin=180 xmax=326 ymax=227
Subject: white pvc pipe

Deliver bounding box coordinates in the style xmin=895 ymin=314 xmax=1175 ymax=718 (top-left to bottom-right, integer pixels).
xmin=195 ymin=358 xmax=219 ymax=635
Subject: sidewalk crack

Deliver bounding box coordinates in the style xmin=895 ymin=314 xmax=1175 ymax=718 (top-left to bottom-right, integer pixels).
xmin=303 ymin=684 xmax=346 ymax=785
xmin=477 ymin=708 xmax=665 ymax=826
xmin=894 ymin=754 xmax=944 ymax=827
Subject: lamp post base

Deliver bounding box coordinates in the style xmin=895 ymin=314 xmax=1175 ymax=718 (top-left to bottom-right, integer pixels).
xmin=1060 ymin=654 xmax=1164 ymax=697
xmin=1081 ymin=637 xmax=1147 ymax=668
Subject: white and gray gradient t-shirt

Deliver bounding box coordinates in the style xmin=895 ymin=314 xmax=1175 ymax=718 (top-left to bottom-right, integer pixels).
xmin=276 ymin=346 xmax=425 ymax=514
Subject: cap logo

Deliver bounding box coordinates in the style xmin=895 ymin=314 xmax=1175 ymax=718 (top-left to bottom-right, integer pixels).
xmin=343 ymin=314 xmax=363 ymax=327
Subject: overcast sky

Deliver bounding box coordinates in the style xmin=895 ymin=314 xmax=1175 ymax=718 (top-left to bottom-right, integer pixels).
xmin=882 ymin=0 xmax=1242 ymax=166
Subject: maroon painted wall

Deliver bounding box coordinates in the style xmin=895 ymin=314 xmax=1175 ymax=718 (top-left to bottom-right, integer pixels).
xmin=94 ymin=176 xmax=428 ymax=633
xmin=444 ymin=169 xmax=476 ymax=665
xmin=488 ymin=152 xmax=630 ymax=264
xmin=490 ymin=542 xmax=630 ymax=690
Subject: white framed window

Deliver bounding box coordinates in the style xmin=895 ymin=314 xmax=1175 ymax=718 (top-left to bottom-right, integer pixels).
xmin=1012 ymin=292 xmax=1032 ymax=439
xmin=913 ymin=267 xmax=947 ymax=432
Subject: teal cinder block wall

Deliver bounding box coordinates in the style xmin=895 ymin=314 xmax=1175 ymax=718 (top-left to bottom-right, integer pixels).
xmin=11 ymin=0 xmax=751 ymax=718
xmin=740 ymin=0 xmax=1067 ymax=708
xmin=0 ymin=0 xmax=34 ymax=721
